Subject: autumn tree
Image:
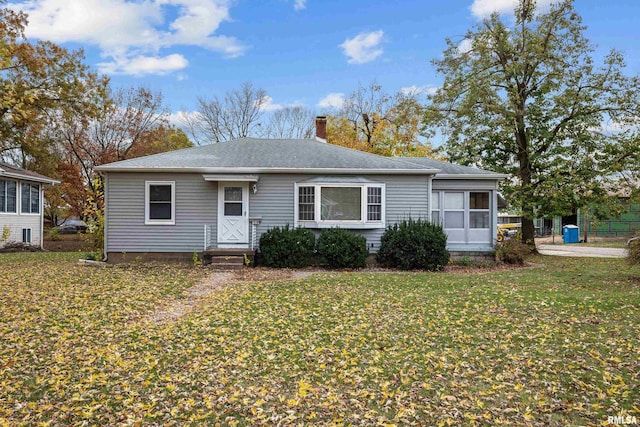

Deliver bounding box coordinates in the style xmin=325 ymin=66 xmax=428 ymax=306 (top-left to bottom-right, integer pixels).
xmin=183 ymin=81 xmax=268 ymax=144
xmin=326 ymin=81 xmax=437 ymax=157
xmin=1 ymin=1 xmax=111 ymax=220
xmin=424 ymin=0 xmax=640 ymax=245
xmin=126 ymin=125 xmax=193 ymax=158
xmin=92 ymin=87 xmax=170 ymax=162
xmin=0 ymin=3 xmax=102 ymax=160
xmin=55 ymin=86 xmax=169 ymax=195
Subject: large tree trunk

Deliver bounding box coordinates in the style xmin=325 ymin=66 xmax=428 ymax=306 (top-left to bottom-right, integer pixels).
xmin=516 ymin=117 xmax=537 ymax=248
xmin=521 ymin=215 xmax=536 ymax=245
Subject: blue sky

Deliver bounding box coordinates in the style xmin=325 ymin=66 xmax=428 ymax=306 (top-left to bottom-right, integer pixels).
xmin=8 ymin=0 xmax=640 ymax=122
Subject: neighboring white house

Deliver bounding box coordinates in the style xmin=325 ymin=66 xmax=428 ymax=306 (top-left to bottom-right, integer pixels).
xmin=0 ymin=162 xmax=59 ymax=248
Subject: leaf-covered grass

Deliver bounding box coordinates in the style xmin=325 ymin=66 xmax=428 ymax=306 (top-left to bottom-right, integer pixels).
xmin=1 ymin=253 xmax=638 ymax=426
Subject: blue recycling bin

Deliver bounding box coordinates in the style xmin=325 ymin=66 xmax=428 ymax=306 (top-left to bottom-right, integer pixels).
xmin=563 ymin=225 xmax=579 ymax=244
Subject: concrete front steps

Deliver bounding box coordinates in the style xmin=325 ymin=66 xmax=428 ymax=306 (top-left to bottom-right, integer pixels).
xmin=204 ymin=248 xmax=255 ymax=270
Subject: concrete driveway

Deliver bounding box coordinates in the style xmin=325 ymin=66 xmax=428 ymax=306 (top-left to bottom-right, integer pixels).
xmin=537 ymin=244 xmax=628 ymax=258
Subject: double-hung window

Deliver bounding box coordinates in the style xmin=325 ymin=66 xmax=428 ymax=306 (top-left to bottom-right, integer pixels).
xmin=20 ymin=183 xmax=40 ymax=214
xmin=296 ymin=183 xmax=385 ymax=228
xmin=444 ymin=192 xmax=464 ymax=229
xmin=469 ymin=192 xmax=490 ymax=229
xmin=0 ymin=179 xmax=17 ymax=213
xmin=431 ymin=191 xmax=440 ymax=224
xmin=145 ymin=181 xmax=175 ymax=225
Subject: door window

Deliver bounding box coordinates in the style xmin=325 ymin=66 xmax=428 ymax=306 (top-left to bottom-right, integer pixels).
xmin=224 ymin=187 xmax=243 ymax=216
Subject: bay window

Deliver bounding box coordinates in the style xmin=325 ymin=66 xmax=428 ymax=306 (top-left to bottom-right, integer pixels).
xmin=296 ymin=183 xmax=385 ymax=228
xmin=321 ymin=187 xmax=361 ymax=220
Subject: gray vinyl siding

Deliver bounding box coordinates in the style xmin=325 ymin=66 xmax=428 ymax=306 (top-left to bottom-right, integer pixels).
xmin=106 ymin=173 xmax=217 ymax=253
xmin=250 ymin=174 xmax=429 ymax=252
xmin=106 ymin=172 xmax=430 ymax=254
xmin=432 ymin=178 xmax=499 ymax=191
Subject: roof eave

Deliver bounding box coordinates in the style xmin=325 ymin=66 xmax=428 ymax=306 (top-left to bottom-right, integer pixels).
xmin=434 ymin=173 xmax=509 ymax=180
xmin=95 ymin=166 xmax=440 ymax=175
xmin=0 ymin=171 xmax=60 ymax=184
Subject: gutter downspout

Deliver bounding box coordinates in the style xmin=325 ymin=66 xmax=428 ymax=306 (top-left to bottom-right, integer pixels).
xmin=492 ymin=188 xmax=499 ymax=247
xmin=102 ymin=172 xmax=108 ymax=262
xmin=40 ymin=185 xmax=44 ymax=249
xmin=427 ymin=174 xmax=433 ymax=223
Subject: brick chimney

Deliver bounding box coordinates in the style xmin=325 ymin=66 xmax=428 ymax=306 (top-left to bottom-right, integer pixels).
xmin=315 ymin=116 xmax=327 ymax=142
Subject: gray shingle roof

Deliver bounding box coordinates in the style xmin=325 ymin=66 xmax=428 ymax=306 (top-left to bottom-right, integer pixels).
xmin=399 ymin=157 xmax=506 ymax=178
xmin=96 ymin=138 xmax=439 ymax=174
xmin=0 ymin=162 xmax=59 ymax=184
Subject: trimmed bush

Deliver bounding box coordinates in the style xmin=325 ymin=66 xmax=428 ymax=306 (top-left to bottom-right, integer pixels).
xmin=377 ymin=218 xmax=450 ymax=271
xmin=627 ymin=232 xmax=640 ymax=265
xmin=495 ymin=238 xmax=533 ymax=265
xmin=317 ymin=228 xmax=368 ymax=269
xmin=259 ymin=225 xmax=315 ymax=268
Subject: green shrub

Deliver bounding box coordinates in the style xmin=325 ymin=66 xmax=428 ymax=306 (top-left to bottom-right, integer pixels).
xmin=495 ymin=238 xmax=533 ymax=265
xmin=46 ymin=227 xmax=60 ymax=241
xmin=456 ymin=256 xmax=472 ymax=266
xmin=259 ymin=225 xmax=316 ymax=268
xmin=83 ymin=181 xmax=105 ymax=259
xmin=1 ymin=225 xmax=10 ymax=243
xmin=377 ymin=218 xmax=450 ymax=271
xmin=316 ymin=228 xmax=368 ymax=269
xmin=627 ymin=232 xmax=640 ymax=265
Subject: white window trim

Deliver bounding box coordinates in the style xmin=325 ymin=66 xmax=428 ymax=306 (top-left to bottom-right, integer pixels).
xmin=294 ymin=182 xmax=385 ymax=229
xmin=145 ymin=181 xmax=175 ymax=225
xmin=22 ymin=228 xmax=32 ymax=244
xmin=0 ymin=178 xmax=18 ymax=215
xmin=19 ymin=182 xmax=41 ymax=216
xmin=443 ymin=191 xmax=465 ymax=230
xmin=469 ymin=192 xmax=491 ymax=230
xmin=431 ymin=191 xmax=442 ymax=225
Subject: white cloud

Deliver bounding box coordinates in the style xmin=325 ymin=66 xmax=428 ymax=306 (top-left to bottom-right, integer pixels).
xmin=293 ymin=0 xmax=306 ymax=11
xmin=317 ymin=93 xmax=345 ymax=109
xmin=470 ymin=0 xmax=555 ymax=18
xmin=457 ymin=38 xmax=473 ymax=55
xmin=9 ymin=0 xmax=246 ymax=75
xmin=98 ymin=54 xmax=189 ymax=76
xmin=168 ymin=110 xmax=200 ymax=128
xmin=339 ymin=30 xmax=384 ymax=64
xmin=400 ymin=85 xmax=439 ymax=96
xmin=258 ymin=96 xmax=285 ymax=112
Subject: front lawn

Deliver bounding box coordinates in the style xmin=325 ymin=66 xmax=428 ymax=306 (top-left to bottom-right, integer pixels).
xmin=1 ymin=253 xmax=638 ymax=426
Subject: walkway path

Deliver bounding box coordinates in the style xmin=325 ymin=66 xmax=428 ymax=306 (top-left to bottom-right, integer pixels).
xmin=537 ymin=244 xmax=627 ymax=258
xmin=145 ymin=269 xmax=316 ymax=325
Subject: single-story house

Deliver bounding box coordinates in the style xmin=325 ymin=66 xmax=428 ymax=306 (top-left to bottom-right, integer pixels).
xmin=0 ymin=162 xmax=59 ymax=248
xmin=96 ymin=118 xmax=506 ymax=262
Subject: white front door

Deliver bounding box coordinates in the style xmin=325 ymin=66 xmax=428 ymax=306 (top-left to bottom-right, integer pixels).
xmin=217 ymin=182 xmax=249 ymax=246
